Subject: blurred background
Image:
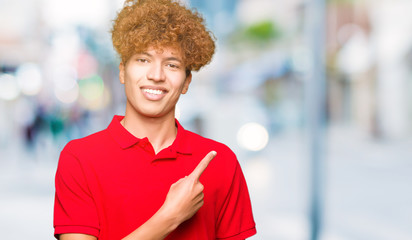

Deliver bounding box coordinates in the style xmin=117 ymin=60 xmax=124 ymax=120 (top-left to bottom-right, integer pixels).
xmin=1 ymin=0 xmax=412 ymax=239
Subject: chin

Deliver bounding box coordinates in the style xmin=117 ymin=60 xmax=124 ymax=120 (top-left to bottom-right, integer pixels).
xmin=138 ymin=110 xmax=169 ymax=119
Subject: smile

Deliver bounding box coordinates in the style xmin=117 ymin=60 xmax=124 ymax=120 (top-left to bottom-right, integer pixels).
xmin=142 ymin=89 xmax=165 ymax=95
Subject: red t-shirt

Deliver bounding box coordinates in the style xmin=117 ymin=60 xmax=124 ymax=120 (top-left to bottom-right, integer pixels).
xmin=54 ymin=115 xmax=256 ymax=239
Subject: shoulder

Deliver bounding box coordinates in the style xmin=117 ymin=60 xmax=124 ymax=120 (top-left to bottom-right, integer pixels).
xmin=58 ymin=129 xmax=112 ymax=174
xmin=184 ymin=130 xmax=236 ymax=159
xmin=62 ymin=128 xmax=110 ymax=156
xmin=183 ymin=130 xmax=239 ymax=178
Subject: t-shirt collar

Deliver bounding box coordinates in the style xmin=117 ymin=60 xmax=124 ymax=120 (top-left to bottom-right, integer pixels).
xmin=107 ymin=115 xmax=192 ymax=155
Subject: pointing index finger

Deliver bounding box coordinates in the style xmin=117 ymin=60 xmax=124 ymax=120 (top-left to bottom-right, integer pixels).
xmin=189 ymin=151 xmax=217 ymax=180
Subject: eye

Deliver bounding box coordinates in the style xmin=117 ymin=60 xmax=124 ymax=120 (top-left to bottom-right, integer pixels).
xmin=137 ymin=58 xmax=149 ymax=63
xmin=167 ymin=63 xmax=180 ymax=69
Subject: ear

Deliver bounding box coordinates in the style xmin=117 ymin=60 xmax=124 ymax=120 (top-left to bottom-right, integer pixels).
xmin=119 ymin=62 xmax=125 ymax=84
xmin=181 ymin=72 xmax=192 ymax=94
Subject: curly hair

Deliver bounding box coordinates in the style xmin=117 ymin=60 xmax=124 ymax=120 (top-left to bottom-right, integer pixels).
xmin=111 ymin=0 xmax=216 ymax=71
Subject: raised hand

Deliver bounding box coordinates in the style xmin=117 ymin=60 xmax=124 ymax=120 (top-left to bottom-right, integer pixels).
xmin=160 ymin=151 xmax=217 ymax=224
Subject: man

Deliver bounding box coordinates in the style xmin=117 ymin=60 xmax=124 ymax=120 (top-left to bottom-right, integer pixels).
xmin=53 ymin=0 xmax=256 ymax=239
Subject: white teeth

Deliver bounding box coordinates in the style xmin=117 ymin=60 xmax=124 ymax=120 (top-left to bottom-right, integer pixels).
xmin=143 ymin=89 xmax=163 ymax=95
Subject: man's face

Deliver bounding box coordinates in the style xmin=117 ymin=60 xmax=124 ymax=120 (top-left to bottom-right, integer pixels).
xmin=119 ymin=47 xmax=192 ymax=119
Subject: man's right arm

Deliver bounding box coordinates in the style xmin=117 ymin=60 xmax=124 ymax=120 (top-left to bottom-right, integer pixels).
xmin=58 ymin=151 xmax=216 ymax=240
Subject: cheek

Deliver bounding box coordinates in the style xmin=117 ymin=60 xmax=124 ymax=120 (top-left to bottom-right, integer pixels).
xmin=126 ymin=65 xmax=146 ymax=79
xmin=123 ymin=79 xmax=138 ymax=97
xmin=124 ymin=71 xmax=143 ymax=89
xmin=171 ymin=75 xmax=188 ymax=90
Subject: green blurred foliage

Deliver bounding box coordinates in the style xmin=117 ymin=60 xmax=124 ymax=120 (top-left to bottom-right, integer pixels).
xmin=228 ymin=20 xmax=282 ymax=48
xmin=245 ymin=21 xmax=280 ymax=42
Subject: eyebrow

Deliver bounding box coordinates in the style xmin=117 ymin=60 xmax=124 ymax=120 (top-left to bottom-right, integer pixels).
xmin=165 ymin=57 xmax=183 ymax=63
xmin=139 ymin=52 xmax=183 ymax=63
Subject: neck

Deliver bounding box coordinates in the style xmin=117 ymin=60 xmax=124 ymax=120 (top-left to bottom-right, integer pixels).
xmin=121 ymin=110 xmax=177 ymax=154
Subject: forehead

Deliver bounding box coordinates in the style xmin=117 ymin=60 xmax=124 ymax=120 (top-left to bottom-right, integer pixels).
xmin=144 ymin=46 xmax=184 ymax=59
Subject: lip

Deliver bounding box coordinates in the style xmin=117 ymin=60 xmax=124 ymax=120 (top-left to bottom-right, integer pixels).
xmin=140 ymin=86 xmax=168 ymax=101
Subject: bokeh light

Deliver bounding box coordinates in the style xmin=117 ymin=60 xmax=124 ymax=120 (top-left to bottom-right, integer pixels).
xmin=237 ymin=122 xmax=269 ymax=151
xmin=54 ymin=83 xmax=79 ymax=104
xmin=79 ymin=74 xmax=104 ymax=101
xmin=0 ymin=74 xmax=20 ymax=101
xmin=16 ymin=63 xmax=43 ymax=96
xmin=78 ymin=74 xmax=108 ymax=110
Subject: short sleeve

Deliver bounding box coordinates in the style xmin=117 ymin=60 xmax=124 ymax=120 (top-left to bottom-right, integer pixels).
xmin=53 ymin=145 xmax=100 ymax=238
xmin=216 ymin=161 xmax=257 ymax=239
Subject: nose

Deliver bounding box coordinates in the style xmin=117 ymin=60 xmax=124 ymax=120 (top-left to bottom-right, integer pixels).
xmin=146 ymin=63 xmax=165 ymax=82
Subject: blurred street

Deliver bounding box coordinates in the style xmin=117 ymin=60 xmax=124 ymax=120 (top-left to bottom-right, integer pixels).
xmin=2 ymin=0 xmax=412 ymax=239
xmin=1 ymin=124 xmax=411 ymax=240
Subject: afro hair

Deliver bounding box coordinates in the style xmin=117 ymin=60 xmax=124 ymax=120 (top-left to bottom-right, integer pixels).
xmin=111 ymin=0 xmax=216 ymax=71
